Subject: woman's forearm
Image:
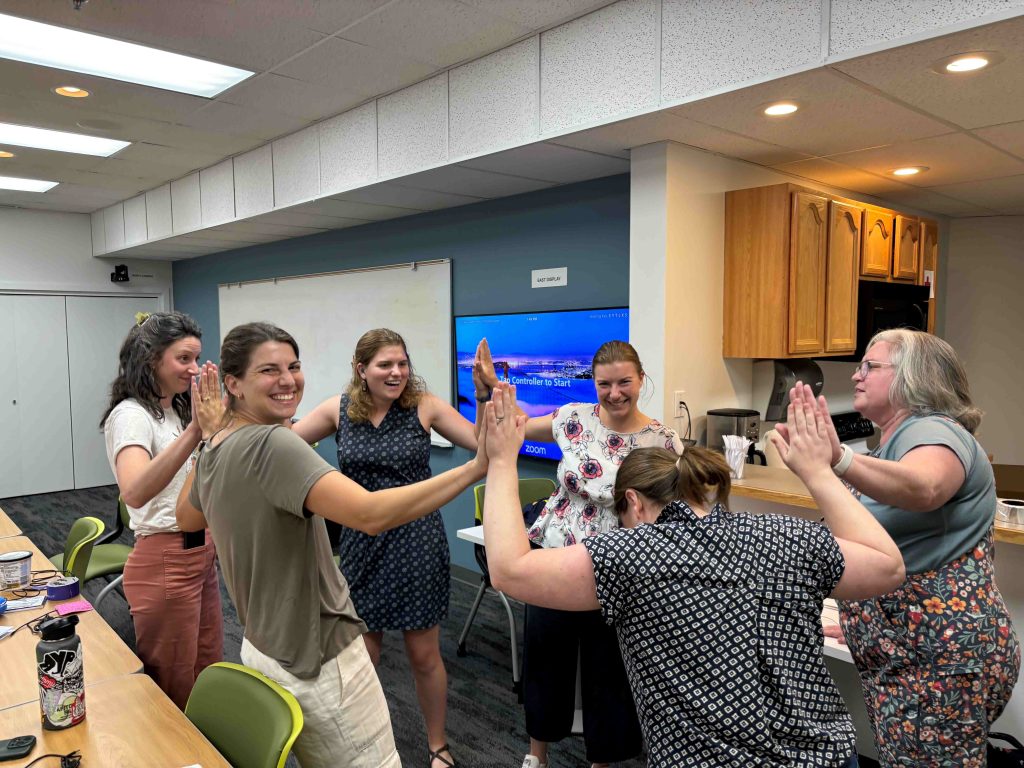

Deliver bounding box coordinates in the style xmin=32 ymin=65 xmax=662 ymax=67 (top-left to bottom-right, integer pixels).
xmin=482 ymin=457 xmax=532 ymax=587
xmin=842 ymin=451 xmax=955 ymax=512
xmin=119 ymin=423 xmax=201 ymax=508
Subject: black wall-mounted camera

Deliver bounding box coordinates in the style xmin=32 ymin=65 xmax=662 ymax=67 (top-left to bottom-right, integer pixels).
xmin=110 ymin=264 xmax=129 ymax=283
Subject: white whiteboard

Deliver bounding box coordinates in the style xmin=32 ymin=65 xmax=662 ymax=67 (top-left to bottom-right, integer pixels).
xmin=218 ymin=260 xmax=452 ymax=447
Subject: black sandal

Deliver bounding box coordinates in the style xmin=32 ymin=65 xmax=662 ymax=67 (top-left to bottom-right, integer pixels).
xmin=428 ymin=743 xmax=456 ymax=767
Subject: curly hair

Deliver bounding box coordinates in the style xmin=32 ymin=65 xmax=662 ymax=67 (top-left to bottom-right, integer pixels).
xmin=346 ymin=328 xmax=425 ymax=424
xmin=100 ymin=311 xmax=202 ymax=428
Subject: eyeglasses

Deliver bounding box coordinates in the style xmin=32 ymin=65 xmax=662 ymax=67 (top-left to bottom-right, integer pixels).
xmin=857 ymin=360 xmax=894 ymax=378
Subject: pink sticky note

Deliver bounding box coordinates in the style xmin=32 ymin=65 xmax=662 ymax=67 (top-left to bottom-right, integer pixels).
xmin=56 ymin=600 xmax=93 ymax=616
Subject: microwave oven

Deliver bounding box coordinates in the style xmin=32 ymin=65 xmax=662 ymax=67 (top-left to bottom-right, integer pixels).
xmin=839 ymin=280 xmax=930 ymax=359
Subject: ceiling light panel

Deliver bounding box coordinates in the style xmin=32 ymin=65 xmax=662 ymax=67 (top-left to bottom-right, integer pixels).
xmin=0 ymin=12 xmax=253 ymax=98
xmin=0 ymin=175 xmax=58 ymax=192
xmin=0 ymin=122 xmax=129 ymax=156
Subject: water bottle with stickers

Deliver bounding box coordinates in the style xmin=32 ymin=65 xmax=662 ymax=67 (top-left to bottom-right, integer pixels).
xmin=35 ymin=615 xmax=86 ymax=729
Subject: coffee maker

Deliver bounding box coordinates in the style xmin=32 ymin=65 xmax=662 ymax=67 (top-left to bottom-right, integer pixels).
xmin=705 ymin=408 xmax=762 ymax=461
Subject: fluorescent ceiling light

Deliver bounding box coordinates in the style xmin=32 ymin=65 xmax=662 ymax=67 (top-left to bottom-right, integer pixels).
xmin=0 ymin=175 xmax=58 ymax=192
xmin=0 ymin=122 xmax=129 ymax=157
xmin=0 ymin=12 xmax=253 ymax=98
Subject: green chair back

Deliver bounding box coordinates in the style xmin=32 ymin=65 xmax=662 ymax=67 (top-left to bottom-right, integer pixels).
xmin=185 ymin=662 xmax=303 ymax=768
xmin=60 ymin=516 xmax=105 ymax=582
xmin=474 ymin=477 xmax=556 ymax=525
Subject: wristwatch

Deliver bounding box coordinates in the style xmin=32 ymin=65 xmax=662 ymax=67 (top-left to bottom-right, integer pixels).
xmin=831 ymin=444 xmax=854 ymax=477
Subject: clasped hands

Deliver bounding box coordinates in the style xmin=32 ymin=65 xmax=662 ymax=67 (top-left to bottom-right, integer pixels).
xmin=768 ymin=382 xmax=843 ymax=479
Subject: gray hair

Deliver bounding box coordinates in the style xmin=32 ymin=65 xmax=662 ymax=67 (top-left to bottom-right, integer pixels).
xmin=867 ymin=329 xmax=982 ymax=433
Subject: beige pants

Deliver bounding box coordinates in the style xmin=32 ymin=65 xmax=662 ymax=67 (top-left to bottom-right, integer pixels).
xmin=241 ymin=636 xmax=401 ymax=768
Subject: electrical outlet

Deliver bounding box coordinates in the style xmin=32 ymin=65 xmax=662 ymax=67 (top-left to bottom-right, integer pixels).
xmin=674 ymin=390 xmax=687 ymax=417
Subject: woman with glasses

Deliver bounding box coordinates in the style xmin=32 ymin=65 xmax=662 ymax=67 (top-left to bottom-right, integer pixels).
xmin=776 ymin=329 xmax=1019 ymax=767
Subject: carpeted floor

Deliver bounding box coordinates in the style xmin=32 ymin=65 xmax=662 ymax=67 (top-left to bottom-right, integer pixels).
xmin=2 ymin=486 xmax=647 ymax=768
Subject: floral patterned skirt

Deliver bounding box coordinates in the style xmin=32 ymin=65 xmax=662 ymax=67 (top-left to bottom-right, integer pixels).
xmin=839 ymin=532 xmax=1020 ymax=767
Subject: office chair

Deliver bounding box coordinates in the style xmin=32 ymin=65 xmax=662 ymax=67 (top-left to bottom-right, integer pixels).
xmin=186 ymin=662 xmax=303 ymax=768
xmin=48 ymin=516 xmax=105 ymax=584
xmin=456 ymin=477 xmax=556 ymax=696
xmin=51 ymin=498 xmax=132 ymax=607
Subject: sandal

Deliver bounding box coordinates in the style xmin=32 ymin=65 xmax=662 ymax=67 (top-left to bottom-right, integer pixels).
xmin=428 ymin=743 xmax=456 ymax=767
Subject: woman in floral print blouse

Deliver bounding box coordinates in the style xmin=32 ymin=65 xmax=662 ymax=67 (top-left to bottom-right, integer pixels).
xmin=474 ymin=339 xmax=680 ymax=768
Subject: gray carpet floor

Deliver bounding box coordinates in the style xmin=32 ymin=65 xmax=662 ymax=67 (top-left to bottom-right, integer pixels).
xmin=2 ymin=486 xmax=647 ymax=768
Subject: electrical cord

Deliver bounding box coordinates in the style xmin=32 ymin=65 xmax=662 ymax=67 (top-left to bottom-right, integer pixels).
xmin=0 ymin=610 xmax=57 ymax=641
xmin=24 ymin=750 xmax=82 ymax=768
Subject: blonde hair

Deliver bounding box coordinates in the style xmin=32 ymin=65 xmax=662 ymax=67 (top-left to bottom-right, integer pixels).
xmin=868 ymin=329 xmax=982 ymax=433
xmin=592 ymin=340 xmax=644 ymax=377
xmin=346 ymin=328 xmax=425 ymax=423
xmin=613 ymin=446 xmax=731 ymax=516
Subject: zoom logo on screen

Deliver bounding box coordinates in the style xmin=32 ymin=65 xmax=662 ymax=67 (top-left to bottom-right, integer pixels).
xmin=523 ymin=444 xmax=547 ymax=455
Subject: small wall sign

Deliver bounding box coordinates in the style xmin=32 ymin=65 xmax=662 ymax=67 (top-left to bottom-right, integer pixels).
xmin=531 ymin=267 xmax=567 ymax=288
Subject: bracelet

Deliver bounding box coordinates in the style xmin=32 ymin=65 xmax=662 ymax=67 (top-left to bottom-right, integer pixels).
xmin=831 ymin=444 xmax=854 ymax=477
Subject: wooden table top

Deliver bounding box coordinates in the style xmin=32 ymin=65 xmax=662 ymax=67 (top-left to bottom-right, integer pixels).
xmin=0 ymin=505 xmax=22 ymax=538
xmin=0 ymin=537 xmax=142 ymax=710
xmin=0 ymin=673 xmax=230 ymax=767
xmin=730 ymin=465 xmax=1024 ymax=545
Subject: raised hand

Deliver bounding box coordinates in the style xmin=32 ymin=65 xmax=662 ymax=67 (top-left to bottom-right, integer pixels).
xmin=769 ymin=383 xmax=833 ymax=480
xmin=473 ymin=338 xmax=500 ymax=395
xmin=485 ymin=383 xmax=526 ymax=464
xmin=192 ymin=362 xmax=227 ymax=439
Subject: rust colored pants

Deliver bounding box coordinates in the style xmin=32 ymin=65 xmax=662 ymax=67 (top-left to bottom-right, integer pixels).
xmin=122 ymin=532 xmax=223 ymax=709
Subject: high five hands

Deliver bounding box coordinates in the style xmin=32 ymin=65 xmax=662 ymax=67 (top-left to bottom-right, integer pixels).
xmin=768 ymin=382 xmax=836 ymax=481
xmin=473 ymin=338 xmax=499 ymax=397
xmin=773 ymin=386 xmax=843 ymax=466
xmin=483 ymin=383 xmax=527 ymax=466
xmin=191 ymin=362 xmax=227 ymax=440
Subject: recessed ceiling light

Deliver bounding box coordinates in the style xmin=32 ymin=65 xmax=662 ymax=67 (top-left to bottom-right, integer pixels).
xmin=0 ymin=150 xmax=13 ymax=158
xmin=763 ymin=102 xmax=799 ymax=116
xmin=931 ymin=51 xmax=1003 ymax=75
xmin=0 ymin=121 xmax=129 ymax=157
xmin=0 ymin=175 xmax=58 ymax=192
xmin=0 ymin=12 xmax=253 ymax=98
xmin=54 ymin=86 xmax=90 ymax=98
xmin=891 ymin=166 xmax=929 ymax=177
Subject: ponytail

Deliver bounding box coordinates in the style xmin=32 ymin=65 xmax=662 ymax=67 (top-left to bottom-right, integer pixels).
xmin=613 ymin=446 xmax=731 ymax=515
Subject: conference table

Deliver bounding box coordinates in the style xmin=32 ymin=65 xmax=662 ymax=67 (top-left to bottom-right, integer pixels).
xmin=0 ymin=536 xmax=143 ymax=711
xmin=0 ymin=505 xmax=22 ymax=538
xmin=1 ymin=673 xmax=231 ymax=768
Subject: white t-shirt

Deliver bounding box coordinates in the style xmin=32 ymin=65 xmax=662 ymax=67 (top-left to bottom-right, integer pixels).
xmin=104 ymin=398 xmax=193 ymax=536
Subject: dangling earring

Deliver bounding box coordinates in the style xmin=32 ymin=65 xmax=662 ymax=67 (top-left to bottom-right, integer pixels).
xmin=360 ymin=379 xmax=368 ymax=392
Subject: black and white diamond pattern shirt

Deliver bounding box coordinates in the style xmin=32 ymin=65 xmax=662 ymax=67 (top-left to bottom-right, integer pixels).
xmin=583 ymin=501 xmax=856 ymax=768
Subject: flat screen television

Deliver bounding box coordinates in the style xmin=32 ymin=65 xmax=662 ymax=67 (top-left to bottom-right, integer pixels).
xmin=454 ymin=307 xmax=630 ymax=460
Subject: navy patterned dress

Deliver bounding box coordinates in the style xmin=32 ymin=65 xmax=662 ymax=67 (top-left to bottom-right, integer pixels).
xmin=335 ymin=394 xmax=449 ymax=631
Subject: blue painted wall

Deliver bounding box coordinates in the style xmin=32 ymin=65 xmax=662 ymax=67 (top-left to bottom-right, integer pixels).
xmin=172 ymin=174 xmax=630 ymax=571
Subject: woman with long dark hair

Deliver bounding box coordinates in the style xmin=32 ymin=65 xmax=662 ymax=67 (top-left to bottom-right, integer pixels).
xmin=101 ymin=311 xmax=222 ymax=709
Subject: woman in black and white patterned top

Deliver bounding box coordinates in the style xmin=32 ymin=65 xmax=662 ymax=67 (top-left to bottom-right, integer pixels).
xmin=479 ymin=382 xmax=906 ymax=767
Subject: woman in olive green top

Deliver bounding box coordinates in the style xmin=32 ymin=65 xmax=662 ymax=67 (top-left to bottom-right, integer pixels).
xmin=176 ymin=322 xmax=487 ymax=768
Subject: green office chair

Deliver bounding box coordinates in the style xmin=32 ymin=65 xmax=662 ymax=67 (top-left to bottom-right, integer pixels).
xmin=48 ymin=516 xmax=105 ymax=584
xmin=456 ymin=477 xmax=556 ymax=696
xmin=51 ymin=499 xmax=132 ymax=607
xmin=186 ymin=662 xmax=304 ymax=768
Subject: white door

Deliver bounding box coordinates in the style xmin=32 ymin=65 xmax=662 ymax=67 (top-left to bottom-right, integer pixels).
xmin=66 ymin=296 xmax=160 ymax=489
xmin=6 ymin=295 xmax=75 ymax=496
xmin=0 ymin=297 xmax=22 ymax=498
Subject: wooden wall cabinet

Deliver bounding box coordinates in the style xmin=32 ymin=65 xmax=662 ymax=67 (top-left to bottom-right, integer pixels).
xmin=894 ymin=214 xmax=921 ymax=281
xmin=920 ymin=218 xmax=939 ymax=332
xmin=724 ymin=184 xmax=860 ymax=358
xmin=861 ymin=207 xmax=894 ymax=278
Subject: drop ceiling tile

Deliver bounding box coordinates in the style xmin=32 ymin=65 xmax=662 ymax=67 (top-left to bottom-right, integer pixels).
xmin=927 ymin=173 xmax=1024 ymax=214
xmin=828 ymin=132 xmax=1024 ymax=187
xmin=828 ymin=0 xmax=1024 ymax=58
xmin=275 ymin=36 xmax=438 ymax=98
xmin=0 ymin=0 xmax=328 ymax=71
xmin=771 ymin=157 xmax=909 ymax=197
xmin=450 ymin=37 xmax=540 ymax=159
xmin=832 ymin=16 xmax=1024 ymax=129
xmin=233 ymin=145 xmax=274 ymax=219
xmin=112 ymin=143 xmax=224 ymax=174
xmin=540 ymin=0 xmax=659 ymax=134
xmin=178 ymin=101 xmax=311 ymax=142
xmin=90 ymin=211 xmax=105 ymax=254
xmin=333 ymin=183 xmax=485 ymax=211
xmin=661 ymin=0 xmax=821 ymax=104
xmin=273 ymin=126 xmax=320 ymax=207
xmin=287 ymin=1 xmax=393 ymax=35
xmin=974 ymin=121 xmax=1024 ymax=160
xmin=460 ymin=0 xmax=615 ymax=30
xmin=319 ymin=103 xmax=378 ymax=195
xmin=0 ymin=147 xmax=100 ymax=175
xmin=123 ymin=194 xmax=148 ymax=245
xmin=186 ymin=228 xmax=269 ymax=244
xmin=104 ymin=204 xmax=125 ymax=251
xmin=398 ymin=165 xmax=555 ymax=198
xmin=217 ymin=221 xmax=328 ymax=237
xmin=171 ymin=173 xmax=201 ymax=234
xmin=671 ymin=68 xmax=951 ymax=157
xmin=258 ymin=211 xmax=372 ymax=229
xmin=460 ymin=143 xmax=628 ymax=183
xmin=551 ymin=110 xmax=813 ymax=166
xmin=146 ymin=185 xmax=173 ymax=240
xmin=200 ymin=160 xmax=236 ymax=226
xmin=871 ymin=187 xmax=1001 ymax=217
xmin=378 ymin=74 xmax=448 ymax=179
xmin=298 ymin=198 xmax=422 ymax=220
xmin=338 ymin=0 xmax=532 ymax=69
xmin=220 ymin=73 xmax=367 ymax=123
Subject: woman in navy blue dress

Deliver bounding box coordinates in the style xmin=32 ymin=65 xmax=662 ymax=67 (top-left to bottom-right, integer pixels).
xmin=294 ymin=328 xmax=478 ymax=768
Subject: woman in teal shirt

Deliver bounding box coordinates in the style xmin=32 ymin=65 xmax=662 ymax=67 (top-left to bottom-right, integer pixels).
xmin=778 ymin=329 xmax=1020 ymax=767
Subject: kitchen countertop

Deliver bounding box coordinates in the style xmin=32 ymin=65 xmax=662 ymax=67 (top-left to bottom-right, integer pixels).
xmin=731 ymin=464 xmax=1024 ymax=546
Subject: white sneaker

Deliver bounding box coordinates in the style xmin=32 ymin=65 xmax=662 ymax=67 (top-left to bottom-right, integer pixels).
xmin=520 ymin=756 xmax=547 ymax=768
